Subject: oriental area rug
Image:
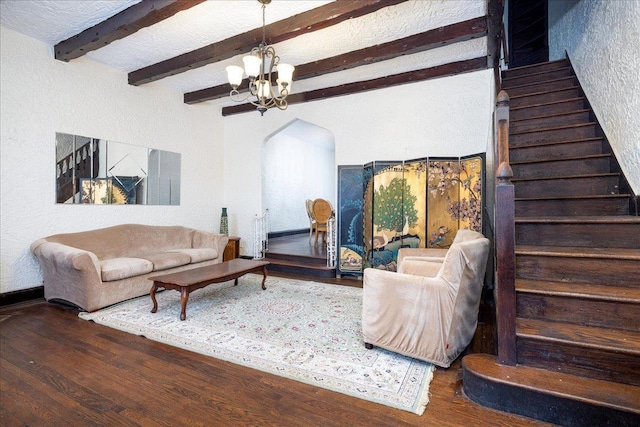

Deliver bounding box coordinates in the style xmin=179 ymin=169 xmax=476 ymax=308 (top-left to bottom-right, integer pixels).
xmin=79 ymin=274 xmax=435 ymax=415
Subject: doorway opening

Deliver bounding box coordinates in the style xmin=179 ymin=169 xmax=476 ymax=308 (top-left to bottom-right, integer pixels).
xmin=262 ymin=119 xmax=335 ymax=236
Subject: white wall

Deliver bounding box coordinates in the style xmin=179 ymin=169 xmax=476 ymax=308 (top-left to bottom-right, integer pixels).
xmin=223 ymin=69 xmax=495 ymax=256
xmin=549 ymin=0 xmax=640 ymax=194
xmin=262 ymin=122 xmax=335 ymax=232
xmin=0 ymin=27 xmax=224 ymax=293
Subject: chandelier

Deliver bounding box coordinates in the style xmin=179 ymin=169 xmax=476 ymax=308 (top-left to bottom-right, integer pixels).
xmin=226 ymin=0 xmax=295 ymax=116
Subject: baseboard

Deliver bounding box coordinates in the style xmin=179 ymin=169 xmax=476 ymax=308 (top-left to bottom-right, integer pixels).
xmin=0 ymin=286 xmax=44 ymax=307
xmin=268 ymin=229 xmax=308 ymax=238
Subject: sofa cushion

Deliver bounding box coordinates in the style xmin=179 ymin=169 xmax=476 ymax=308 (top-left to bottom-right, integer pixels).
xmin=168 ymin=248 xmax=218 ymax=263
xmin=100 ymin=258 xmax=153 ymax=282
xmin=143 ymin=252 xmax=191 ymax=271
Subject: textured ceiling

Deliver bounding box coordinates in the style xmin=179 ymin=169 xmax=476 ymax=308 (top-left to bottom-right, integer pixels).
xmin=0 ymin=0 xmax=487 ymax=107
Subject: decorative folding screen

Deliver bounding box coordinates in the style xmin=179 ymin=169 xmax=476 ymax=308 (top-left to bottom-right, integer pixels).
xmin=336 ymin=154 xmax=484 ymax=276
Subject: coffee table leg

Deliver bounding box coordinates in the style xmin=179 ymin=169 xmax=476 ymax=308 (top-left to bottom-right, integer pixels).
xmin=261 ymin=265 xmax=268 ymax=290
xmin=150 ymin=283 xmax=159 ymax=313
xmin=180 ymin=288 xmax=189 ymax=321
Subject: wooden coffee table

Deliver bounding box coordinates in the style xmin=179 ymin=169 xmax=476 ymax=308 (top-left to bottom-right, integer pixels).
xmin=149 ymin=258 xmax=270 ymax=320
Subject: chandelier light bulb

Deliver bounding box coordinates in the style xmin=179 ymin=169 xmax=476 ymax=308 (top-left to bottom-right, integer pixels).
xmin=242 ymin=55 xmax=262 ymax=78
xmin=276 ymin=63 xmax=294 ymax=87
xmin=226 ymin=65 xmax=244 ymax=89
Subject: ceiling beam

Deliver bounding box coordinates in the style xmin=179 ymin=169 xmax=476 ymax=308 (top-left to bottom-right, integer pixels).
xmin=55 ymin=0 xmax=206 ymax=62
xmin=128 ymin=0 xmax=408 ymax=86
xmin=185 ymin=16 xmax=488 ymax=104
xmin=221 ymin=56 xmax=488 ymax=116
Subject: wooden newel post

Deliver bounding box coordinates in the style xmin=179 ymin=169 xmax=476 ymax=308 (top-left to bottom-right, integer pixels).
xmin=494 ymin=90 xmax=517 ymax=365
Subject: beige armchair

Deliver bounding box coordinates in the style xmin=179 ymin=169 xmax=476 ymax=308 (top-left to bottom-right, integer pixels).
xmin=362 ymin=229 xmax=490 ymax=368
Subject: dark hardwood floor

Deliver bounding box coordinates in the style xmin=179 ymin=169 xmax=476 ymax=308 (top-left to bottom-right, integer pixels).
xmin=1 ymin=237 xmax=553 ymax=426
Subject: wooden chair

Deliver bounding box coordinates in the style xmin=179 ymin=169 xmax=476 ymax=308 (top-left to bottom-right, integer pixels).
xmin=311 ymin=198 xmax=332 ymax=244
xmin=305 ymin=199 xmax=317 ymax=242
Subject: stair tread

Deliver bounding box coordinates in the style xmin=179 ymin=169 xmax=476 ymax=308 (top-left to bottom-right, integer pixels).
xmin=511 ymin=153 xmax=609 ymax=165
xmin=502 ymin=65 xmax=571 ymax=83
xmin=502 ymin=76 xmax=576 ymax=91
xmin=515 ymin=245 xmax=640 ymax=260
xmin=509 ymin=86 xmax=579 ymax=100
xmin=503 ymin=58 xmax=570 ymax=74
xmin=509 ymin=136 xmax=603 ymax=150
xmin=511 ymin=109 xmax=590 ymax=123
xmin=515 ymin=194 xmax=630 ymax=201
xmin=512 ymin=172 xmax=619 ymax=182
xmin=516 ymin=215 xmax=640 ymax=224
xmin=462 ymin=354 xmax=640 ymax=414
xmin=516 ymin=317 xmax=640 ymax=356
xmin=510 ymin=122 xmax=596 ymax=136
xmin=517 ymin=278 xmax=640 ymax=303
xmin=509 ymin=96 xmax=585 ymax=111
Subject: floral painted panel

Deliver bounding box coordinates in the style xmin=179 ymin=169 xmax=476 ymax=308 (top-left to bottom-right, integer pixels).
xmin=402 ymin=158 xmax=428 ymax=249
xmin=364 ymin=161 xmax=403 ymax=270
xmin=458 ymin=156 xmax=483 ymax=232
xmin=427 ymin=156 xmax=483 ymax=248
xmin=427 ymin=160 xmax=461 ymax=248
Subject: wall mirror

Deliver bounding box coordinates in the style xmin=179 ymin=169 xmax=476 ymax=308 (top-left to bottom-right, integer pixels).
xmin=55 ymin=132 xmax=181 ymax=205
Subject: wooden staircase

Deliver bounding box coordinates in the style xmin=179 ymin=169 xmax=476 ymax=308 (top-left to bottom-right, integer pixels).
xmin=264 ymin=234 xmax=336 ymax=279
xmin=463 ymin=58 xmax=640 ymax=426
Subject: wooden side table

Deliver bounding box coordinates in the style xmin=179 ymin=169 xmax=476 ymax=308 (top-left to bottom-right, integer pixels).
xmin=223 ymin=236 xmax=240 ymax=261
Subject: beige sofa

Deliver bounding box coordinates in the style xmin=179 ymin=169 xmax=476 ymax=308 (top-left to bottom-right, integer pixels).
xmin=31 ymin=224 xmax=229 ymax=312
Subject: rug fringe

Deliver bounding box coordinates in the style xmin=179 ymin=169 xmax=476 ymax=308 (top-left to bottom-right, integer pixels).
xmin=415 ymin=364 xmax=436 ymax=415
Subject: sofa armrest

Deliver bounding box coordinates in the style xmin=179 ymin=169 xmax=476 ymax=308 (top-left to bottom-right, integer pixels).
xmin=32 ymin=241 xmax=101 ymax=274
xmin=192 ymin=231 xmax=230 ymax=260
xmin=31 ymin=241 xmax=103 ymax=310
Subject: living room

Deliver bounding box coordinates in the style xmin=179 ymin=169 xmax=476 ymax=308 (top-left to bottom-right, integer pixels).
xmin=1 ymin=0 xmax=639 ymax=425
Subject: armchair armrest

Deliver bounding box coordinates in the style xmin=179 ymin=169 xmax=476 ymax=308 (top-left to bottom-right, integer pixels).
xmin=397 ymin=248 xmax=448 ymax=269
xmin=362 ymin=267 xmax=453 ymax=365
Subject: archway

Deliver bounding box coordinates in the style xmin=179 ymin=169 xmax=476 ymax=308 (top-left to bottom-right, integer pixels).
xmin=262 ymin=119 xmax=335 ymax=234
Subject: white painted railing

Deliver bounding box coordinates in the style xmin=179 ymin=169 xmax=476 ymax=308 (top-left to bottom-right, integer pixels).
xmin=253 ymin=209 xmax=269 ymax=259
xmin=326 ymin=216 xmax=337 ymax=268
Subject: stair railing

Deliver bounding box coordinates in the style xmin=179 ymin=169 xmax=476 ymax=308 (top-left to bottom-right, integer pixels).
xmin=494 ymin=90 xmax=517 ymax=365
xmin=326 ymin=215 xmax=337 ymax=268
xmin=253 ymin=209 xmax=269 ymax=260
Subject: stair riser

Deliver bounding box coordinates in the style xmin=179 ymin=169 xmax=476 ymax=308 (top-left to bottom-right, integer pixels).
xmin=515 ymin=197 xmax=629 ymax=216
xmin=510 ymin=139 xmax=603 ymax=162
xmin=266 ymin=263 xmax=335 ymax=278
xmin=510 ymin=124 xmax=597 ymax=146
xmin=511 ymin=111 xmax=591 ymax=133
xmin=510 ymin=88 xmax=580 ymax=109
xmin=506 ymin=78 xmax=578 ymax=97
xmin=462 ymin=364 xmax=638 ymax=427
xmin=502 ymin=60 xmax=570 ymax=79
xmin=516 ymin=255 xmax=640 ymax=286
xmin=512 ymin=157 xmax=610 ymax=179
xmin=266 ymin=252 xmax=327 ymax=266
xmin=514 ymin=175 xmax=619 ymax=198
xmin=502 ymin=68 xmax=573 ymax=88
xmin=516 ymin=339 xmax=640 ymax=387
xmin=517 ymin=293 xmax=640 ymax=331
xmin=516 ymin=222 xmax=640 ymax=248
xmin=510 ymin=99 xmax=587 ymax=121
